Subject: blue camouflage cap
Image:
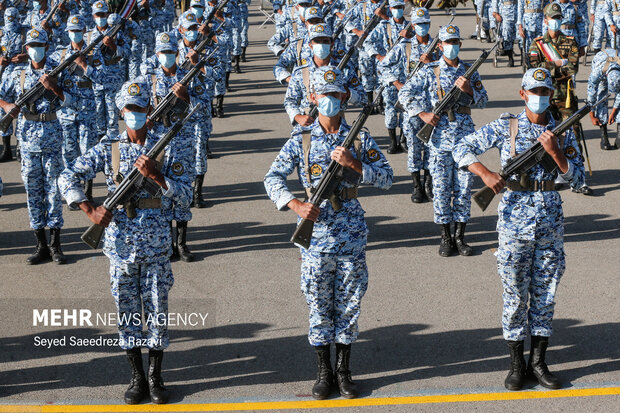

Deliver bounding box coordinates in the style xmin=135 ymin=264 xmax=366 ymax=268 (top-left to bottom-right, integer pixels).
xmin=389 ymin=0 xmax=405 ymax=7
xmin=438 ymin=24 xmax=460 ymax=41
xmin=308 ymin=23 xmax=332 ymax=41
xmin=190 ymin=0 xmax=204 ymax=6
xmin=116 ymin=78 xmax=151 ymax=110
xmin=24 ymin=28 xmax=48 ymax=45
xmin=311 ymin=66 xmax=346 ymax=95
xmin=522 ymin=68 xmax=555 ymax=91
xmin=156 ymin=32 xmax=177 ymax=53
xmin=66 ymin=14 xmax=85 ymax=31
xmin=410 ymin=7 xmax=430 ymax=24
xmin=4 ymin=7 xmax=19 ymax=23
xmin=179 ymin=10 xmax=199 ymax=28
xmin=304 ymin=6 xmax=323 ymax=21
xmin=607 ymin=69 xmax=620 ymax=93
xmin=92 ymin=0 xmax=109 ymax=14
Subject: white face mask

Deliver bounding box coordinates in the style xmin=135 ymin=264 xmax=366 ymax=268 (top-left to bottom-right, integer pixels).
xmin=94 ymin=16 xmax=107 ymax=27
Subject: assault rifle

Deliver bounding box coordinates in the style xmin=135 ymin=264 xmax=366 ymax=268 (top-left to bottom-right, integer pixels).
xmin=180 ymin=19 xmax=226 ymax=70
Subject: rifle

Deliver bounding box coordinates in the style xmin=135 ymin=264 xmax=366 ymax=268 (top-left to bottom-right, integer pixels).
xmin=203 ymin=0 xmax=231 ymax=29
xmin=332 ymin=12 xmax=353 ymax=41
xmin=180 ymin=19 xmax=226 ymax=70
xmin=416 ymin=42 xmax=498 ymax=144
xmin=41 ymin=0 xmax=66 ymax=30
xmin=81 ymin=104 xmax=202 ymax=249
xmin=150 ymin=46 xmax=220 ymax=125
xmin=290 ymin=86 xmax=385 ymax=249
xmin=472 ymin=94 xmax=609 ymax=211
xmin=0 ymin=0 xmax=137 ymax=134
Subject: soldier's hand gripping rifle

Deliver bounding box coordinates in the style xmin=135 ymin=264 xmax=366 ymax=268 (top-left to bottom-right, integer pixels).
xmin=290 ymin=87 xmax=385 ymax=249
xmin=416 ymin=42 xmax=498 ymax=144
xmin=384 ymin=13 xmax=455 ymax=60
xmin=203 ymin=0 xmax=231 ymax=27
xmin=332 ymin=12 xmax=354 ymax=41
xmin=81 ymin=104 xmax=202 ymax=249
xmin=150 ymin=46 xmax=219 ymax=124
xmin=180 ymin=18 xmax=226 ymax=70
xmin=472 ymin=94 xmax=609 ymax=211
xmin=0 ymin=0 xmax=137 ymax=134
xmin=41 ymin=0 xmax=67 ymax=31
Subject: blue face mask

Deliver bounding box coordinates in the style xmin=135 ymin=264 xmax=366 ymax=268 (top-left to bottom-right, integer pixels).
xmin=68 ymin=31 xmax=83 ymax=43
xmin=548 ymin=18 xmax=561 ymax=31
xmin=525 ymin=93 xmax=550 ymax=114
xmin=312 ymin=43 xmax=331 ymax=59
xmin=27 ymin=46 xmax=46 ymax=63
xmin=124 ymin=111 xmax=147 ymax=130
xmin=184 ymin=30 xmax=198 ymax=42
xmin=32 ymin=1 xmax=41 ymax=10
xmin=158 ymin=53 xmax=176 ymax=69
xmin=191 ymin=6 xmax=204 ymax=18
xmin=317 ymin=95 xmax=341 ymax=117
xmin=391 ymin=8 xmax=403 ymax=19
xmin=443 ymin=44 xmax=459 ymax=60
xmin=415 ymin=24 xmax=429 ymax=36
xmin=94 ymin=16 xmax=107 ymax=27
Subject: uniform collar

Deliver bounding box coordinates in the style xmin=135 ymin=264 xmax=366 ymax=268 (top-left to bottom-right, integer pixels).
xmin=518 ymin=109 xmax=556 ymax=130
xmin=310 ymin=118 xmax=349 ymax=144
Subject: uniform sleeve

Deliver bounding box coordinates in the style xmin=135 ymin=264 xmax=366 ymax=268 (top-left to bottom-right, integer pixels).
xmin=0 ymin=69 xmax=17 ymax=102
xmin=268 ymin=29 xmax=288 ymax=56
xmin=398 ymin=68 xmax=432 ymax=118
xmin=345 ymin=71 xmax=366 ymax=107
xmin=517 ymin=0 xmax=524 ymax=26
xmin=560 ymin=128 xmax=586 ymax=188
xmin=604 ymin=0 xmax=614 ymax=27
xmin=161 ymin=142 xmax=193 ymax=207
xmin=264 ymin=135 xmax=302 ymax=210
xmin=587 ymin=55 xmax=605 ymax=105
xmin=576 ymin=4 xmax=588 ymax=47
xmin=453 ymin=118 xmax=508 ymax=170
xmin=468 ymin=71 xmax=488 ymax=109
xmin=273 ymin=45 xmax=296 ymax=84
xmin=529 ymin=39 xmax=555 ymax=72
xmin=59 ymin=142 xmax=108 ymax=208
xmin=284 ymin=73 xmax=304 ymax=124
xmin=379 ymin=44 xmax=403 ymax=84
xmin=358 ymin=130 xmax=393 ymax=189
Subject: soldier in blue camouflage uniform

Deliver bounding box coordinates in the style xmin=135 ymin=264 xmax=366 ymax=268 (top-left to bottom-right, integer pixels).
xmin=237 ymin=0 xmax=251 ymax=61
xmin=492 ymin=0 xmax=518 ymax=66
xmin=265 ymin=66 xmax=392 ymax=400
xmin=603 ymin=0 xmax=620 ymax=48
xmin=587 ymin=49 xmax=620 ymax=149
xmin=589 ymin=0 xmax=611 ymax=52
xmin=399 ymin=25 xmax=488 ymax=257
xmin=385 ymin=7 xmax=438 ymax=203
xmin=0 ymin=28 xmax=75 ymax=264
xmin=517 ymin=0 xmax=545 ymax=67
xmin=57 ymin=14 xmax=106 ymax=209
xmin=284 ymin=23 xmax=365 ymax=126
xmin=88 ymin=1 xmax=131 ymax=139
xmin=0 ymin=7 xmax=26 ymax=162
xmin=474 ymin=0 xmax=492 ymax=40
xmin=454 ymin=68 xmax=585 ymax=392
xmin=58 ymin=78 xmax=193 ymax=405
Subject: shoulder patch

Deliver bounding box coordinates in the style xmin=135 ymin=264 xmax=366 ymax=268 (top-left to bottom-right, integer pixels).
xmin=564 ymin=145 xmax=577 ymax=159
xmin=172 ymin=162 xmax=185 ymax=176
xmin=474 ymin=80 xmax=482 ymax=90
xmin=367 ymin=148 xmax=380 ymax=162
xmin=310 ymin=163 xmax=323 ymax=177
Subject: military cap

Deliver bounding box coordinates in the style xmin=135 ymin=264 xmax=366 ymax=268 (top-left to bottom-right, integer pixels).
xmin=544 ymin=3 xmax=562 ymax=19
xmin=155 ymin=32 xmax=177 ymax=53
xmin=190 ymin=0 xmax=204 ymax=6
xmin=116 ymin=77 xmax=151 ymax=110
xmin=24 ymin=28 xmax=48 ymax=45
xmin=410 ymin=7 xmax=430 ymax=24
xmin=389 ymin=0 xmax=405 ymax=7
xmin=304 ymin=6 xmax=323 ymax=21
xmin=522 ymin=68 xmax=555 ymax=91
xmin=179 ymin=10 xmax=199 ymax=28
xmin=65 ymin=14 xmax=85 ymax=31
xmin=92 ymin=0 xmax=109 ymax=14
xmin=438 ymin=24 xmax=460 ymax=41
xmin=607 ymin=69 xmax=620 ymax=94
xmin=308 ymin=23 xmax=332 ymax=41
xmin=311 ymin=66 xmax=346 ymax=95
xmin=4 ymin=7 xmax=19 ymax=23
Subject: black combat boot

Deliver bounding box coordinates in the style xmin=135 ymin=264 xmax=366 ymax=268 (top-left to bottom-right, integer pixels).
xmin=211 ymin=100 xmax=216 ymax=117
xmin=148 ymin=350 xmax=170 ymax=404
xmin=124 ymin=347 xmax=148 ymax=404
xmin=27 ymin=229 xmax=51 ymax=265
xmin=170 ymin=222 xmax=179 ymax=260
xmin=85 ymin=179 xmax=94 ymax=203
xmin=399 ymin=130 xmax=407 ymax=151
xmin=387 ymin=129 xmax=402 ymax=154
xmin=454 ymin=222 xmax=473 ymax=256
xmin=423 ymin=169 xmax=433 ymax=200
xmin=527 ymin=336 xmax=561 ymax=389
xmin=335 ymin=343 xmax=358 ymax=399
xmin=507 ymin=50 xmax=515 ymax=67
xmin=48 ymin=228 xmax=66 ymax=264
xmin=241 ymin=46 xmax=247 ymax=62
xmin=234 ymin=55 xmax=241 ymax=73
xmin=215 ymin=95 xmax=224 ymax=118
xmin=225 ymin=72 xmax=233 ymax=92
xmin=176 ymin=221 xmax=195 ymax=262
xmin=192 ymin=174 xmax=205 ymax=209
xmin=600 ymin=125 xmax=615 ymax=150
xmin=376 ymin=92 xmax=384 ymax=115
xmin=504 ymin=340 xmax=526 ymax=391
xmin=438 ymin=223 xmax=455 ymax=257
xmin=0 ymin=135 xmax=12 ymax=162
xmin=311 ymin=345 xmax=333 ymax=400
xmin=206 ymin=142 xmax=213 ymax=159
xmin=410 ymin=172 xmax=425 ymax=203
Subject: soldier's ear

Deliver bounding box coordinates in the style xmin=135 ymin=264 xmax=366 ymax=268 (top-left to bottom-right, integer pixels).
xmin=519 ymin=89 xmax=527 ymax=101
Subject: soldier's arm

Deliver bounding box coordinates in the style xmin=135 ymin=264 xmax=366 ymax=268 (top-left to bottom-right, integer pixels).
xmin=359 ymin=130 xmax=393 ymax=190
xmin=454 ymin=118 xmax=508 ymax=171
xmin=556 ymin=128 xmax=585 ymax=189
xmin=283 ymin=74 xmax=305 ymax=125
xmin=264 ymin=134 xmax=303 ymax=210
xmin=58 ymin=142 xmax=107 ymax=209
xmin=345 ymin=72 xmax=365 ymax=107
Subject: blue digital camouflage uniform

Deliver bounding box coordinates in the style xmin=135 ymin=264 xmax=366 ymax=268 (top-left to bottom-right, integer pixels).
xmin=453 ymin=69 xmax=585 ymax=340
xmin=590 ymin=0 xmax=611 ymax=49
xmin=398 ymin=25 xmax=488 ymax=224
xmin=0 ymin=7 xmax=25 ymax=141
xmin=604 ymin=0 xmax=620 ymax=46
xmin=265 ymin=67 xmax=393 ymax=345
xmin=203 ymin=2 xmax=234 ymax=85
xmin=0 ymin=29 xmax=77 ymax=230
xmin=125 ymin=18 xmax=143 ymax=79
xmin=57 ymin=15 xmax=106 ymax=166
xmin=475 ymin=0 xmax=494 ymax=35
xmin=237 ymin=0 xmax=251 ymax=49
xmin=491 ymin=0 xmax=518 ymax=52
xmin=587 ymin=49 xmax=620 ymax=123
xmin=58 ymin=78 xmax=193 ymax=350
xmin=517 ymin=0 xmax=545 ymax=55
xmin=143 ymin=0 xmax=176 ymax=60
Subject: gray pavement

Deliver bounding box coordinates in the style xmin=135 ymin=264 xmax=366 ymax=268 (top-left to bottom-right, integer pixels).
xmin=0 ymin=5 xmax=619 ymax=412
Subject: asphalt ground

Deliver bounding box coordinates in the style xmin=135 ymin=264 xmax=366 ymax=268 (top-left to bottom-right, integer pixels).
xmin=0 ymin=4 xmax=619 ymax=412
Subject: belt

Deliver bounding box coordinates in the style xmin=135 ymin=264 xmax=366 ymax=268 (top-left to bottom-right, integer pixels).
xmin=77 ymin=80 xmax=92 ymax=88
xmin=455 ymin=106 xmax=471 ymax=115
xmin=524 ymin=8 xmax=542 ymax=13
xmin=561 ymin=24 xmax=576 ymax=30
xmin=304 ymin=187 xmax=358 ymax=200
xmin=506 ymin=180 xmax=555 ymax=192
xmin=22 ymin=111 xmax=57 ymax=122
xmin=116 ymin=197 xmax=162 ymax=210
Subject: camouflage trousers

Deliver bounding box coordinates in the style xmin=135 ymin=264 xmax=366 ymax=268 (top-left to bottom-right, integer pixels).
xmin=109 ymin=257 xmax=174 ymax=350
xmin=20 ymin=150 xmax=64 ymax=230
xmin=94 ymin=88 xmax=121 ymax=138
xmin=381 ymin=83 xmax=401 ymax=129
xmin=60 ymin=116 xmax=99 ymax=167
xmin=402 ymin=114 xmax=429 ymax=173
xmin=495 ymin=234 xmax=565 ymax=341
xmin=300 ymin=248 xmax=368 ymax=346
xmin=429 ymin=149 xmax=473 ymax=224
xmin=358 ymin=54 xmax=378 ymax=93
